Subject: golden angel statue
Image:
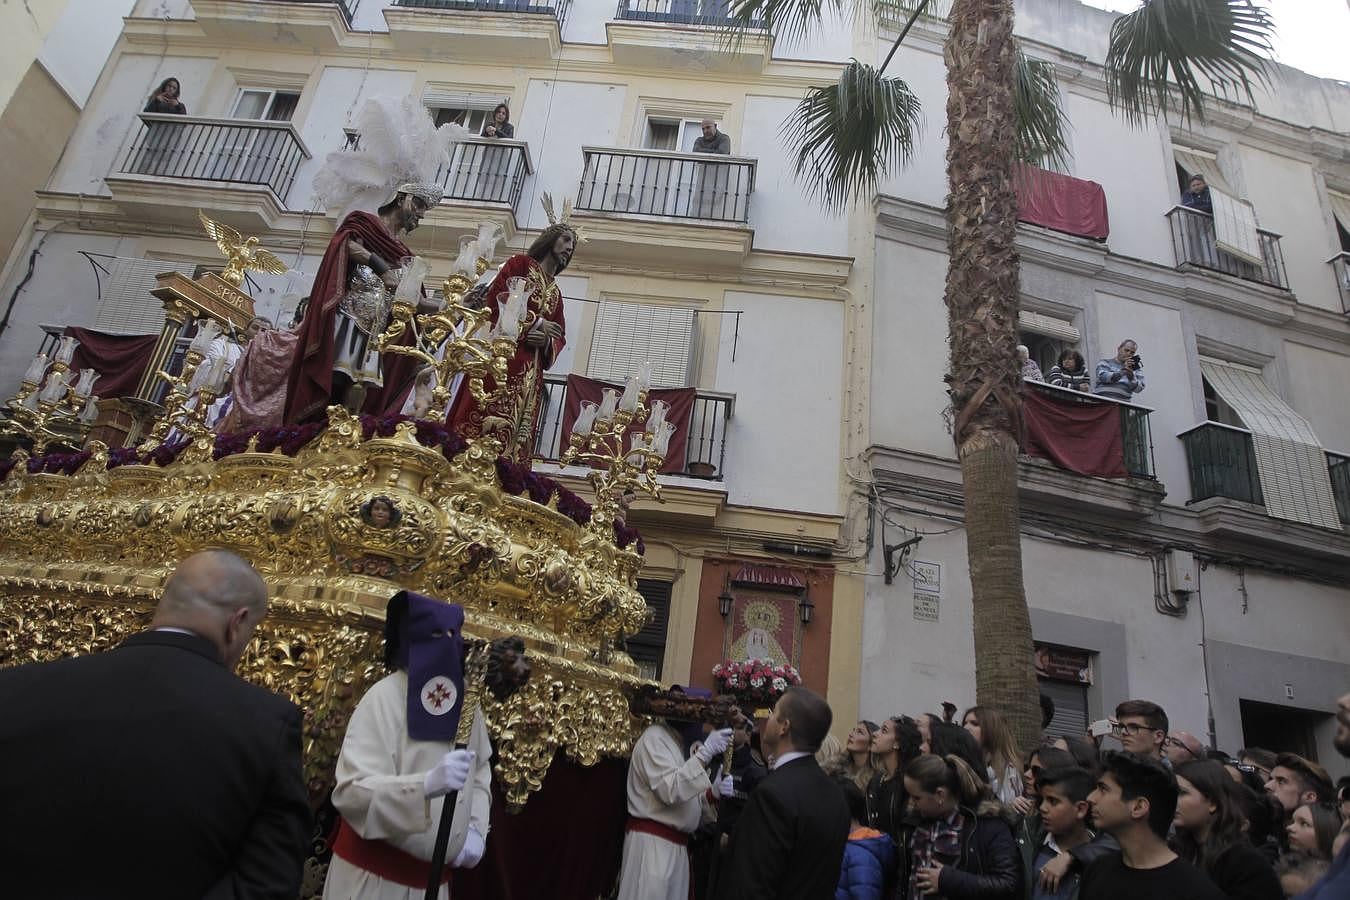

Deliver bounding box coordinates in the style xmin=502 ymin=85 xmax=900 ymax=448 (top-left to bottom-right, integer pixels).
xmin=197 ymin=210 xmax=288 ymax=287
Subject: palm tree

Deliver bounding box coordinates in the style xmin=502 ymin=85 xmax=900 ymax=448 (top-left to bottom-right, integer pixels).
xmin=728 ymin=0 xmax=1273 ymax=746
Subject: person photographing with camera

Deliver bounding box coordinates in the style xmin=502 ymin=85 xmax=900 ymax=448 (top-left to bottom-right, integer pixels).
xmin=1093 ymin=339 xmax=1146 ymax=402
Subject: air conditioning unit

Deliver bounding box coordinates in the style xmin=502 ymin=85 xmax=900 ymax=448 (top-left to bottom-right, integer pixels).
xmin=1165 ymin=549 xmax=1197 ymax=595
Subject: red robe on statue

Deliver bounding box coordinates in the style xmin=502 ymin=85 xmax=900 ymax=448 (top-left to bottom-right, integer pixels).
xmin=445 ymin=253 xmax=566 ymax=464
xmin=283 ymin=211 xmax=419 ymax=423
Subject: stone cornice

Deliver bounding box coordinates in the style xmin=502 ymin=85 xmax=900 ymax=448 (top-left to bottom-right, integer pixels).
xmin=864 ymin=444 xmax=1350 ymax=583
xmin=875 ymin=194 xmax=1350 ymax=345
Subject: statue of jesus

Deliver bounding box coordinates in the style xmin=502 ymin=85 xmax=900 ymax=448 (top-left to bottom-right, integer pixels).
xmin=445 ymin=222 xmax=573 ymax=463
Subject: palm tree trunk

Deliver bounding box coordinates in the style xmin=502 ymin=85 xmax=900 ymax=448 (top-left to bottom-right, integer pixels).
xmin=943 ymin=0 xmax=1041 ymax=748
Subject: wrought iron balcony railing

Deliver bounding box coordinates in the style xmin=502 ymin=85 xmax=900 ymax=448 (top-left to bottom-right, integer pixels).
xmin=1179 ymin=421 xmax=1264 ymax=506
xmin=534 ymin=375 xmax=734 ymax=479
xmin=615 ymin=0 xmax=764 ymax=27
xmin=1328 ymin=451 xmax=1350 ymax=526
xmin=434 ymin=138 xmax=533 ymax=211
xmin=1329 ymin=252 xmax=1350 ymax=314
xmin=1023 ymin=380 xmax=1156 ymax=479
xmin=120 ymin=114 xmax=309 ymax=202
xmin=577 ymin=147 xmax=755 ymax=224
xmin=395 ymin=0 xmax=571 ymax=27
xmin=258 ymin=0 xmax=356 ymax=19
xmin=1166 ymin=205 xmax=1288 ymax=290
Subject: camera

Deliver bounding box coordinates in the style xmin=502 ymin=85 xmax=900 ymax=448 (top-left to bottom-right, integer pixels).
xmin=1129 ymin=354 xmax=1142 ymax=370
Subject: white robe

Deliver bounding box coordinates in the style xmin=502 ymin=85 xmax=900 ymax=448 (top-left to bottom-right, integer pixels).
xmin=323 ymin=670 xmax=492 ymax=900
xmin=616 ymin=724 xmax=712 ymax=900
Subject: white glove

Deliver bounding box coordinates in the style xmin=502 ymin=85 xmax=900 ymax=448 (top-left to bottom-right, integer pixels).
xmin=712 ymin=774 xmax=736 ymax=799
xmin=424 ymin=749 xmax=475 ymax=799
xmin=451 ymin=826 xmax=486 ymax=869
xmin=695 ymin=728 xmax=733 ymax=764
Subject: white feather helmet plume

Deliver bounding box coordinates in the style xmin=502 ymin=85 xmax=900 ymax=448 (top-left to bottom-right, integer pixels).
xmin=313 ymin=95 xmax=472 ymax=220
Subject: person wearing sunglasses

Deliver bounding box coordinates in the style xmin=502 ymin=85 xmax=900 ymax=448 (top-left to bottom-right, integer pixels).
xmin=1110 ymin=700 xmax=1168 ymax=762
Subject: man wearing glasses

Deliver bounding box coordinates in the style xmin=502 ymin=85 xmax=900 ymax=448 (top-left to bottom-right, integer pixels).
xmin=1162 ymin=730 xmax=1205 ymax=765
xmin=1110 ymin=699 xmax=1168 ymax=762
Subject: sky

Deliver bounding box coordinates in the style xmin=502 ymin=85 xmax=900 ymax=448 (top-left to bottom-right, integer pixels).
xmin=1079 ymin=0 xmax=1350 ymax=82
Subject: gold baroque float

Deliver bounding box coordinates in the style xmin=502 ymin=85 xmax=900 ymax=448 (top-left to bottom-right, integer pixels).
xmin=0 ymin=406 xmax=654 ymax=810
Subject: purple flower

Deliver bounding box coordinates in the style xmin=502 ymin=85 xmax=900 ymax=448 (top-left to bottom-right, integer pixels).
xmin=525 ymin=471 xmax=559 ymax=505
xmin=148 ymin=437 xmax=189 ymax=467
xmin=107 ymin=447 xmax=142 ymax=469
xmin=555 ymin=485 xmax=592 ymax=526
xmin=495 ymin=457 xmax=527 ymax=496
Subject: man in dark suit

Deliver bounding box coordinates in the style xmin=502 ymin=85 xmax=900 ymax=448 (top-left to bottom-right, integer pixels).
xmin=718 ymin=686 xmax=850 ymax=900
xmin=0 ymin=549 xmax=312 ymax=899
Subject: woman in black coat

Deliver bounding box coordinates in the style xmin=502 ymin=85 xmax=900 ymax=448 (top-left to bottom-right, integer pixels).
xmin=1173 ymin=760 xmax=1282 ymax=899
xmin=899 ymin=753 xmax=1023 ymax=899
xmin=144 ymin=77 xmax=186 ymax=114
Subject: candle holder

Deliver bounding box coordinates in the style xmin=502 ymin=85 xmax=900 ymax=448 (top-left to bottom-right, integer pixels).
xmin=0 ymin=351 xmax=99 ymax=455
xmin=560 ymin=367 xmax=672 ymax=538
xmin=372 ymin=225 xmax=520 ymax=425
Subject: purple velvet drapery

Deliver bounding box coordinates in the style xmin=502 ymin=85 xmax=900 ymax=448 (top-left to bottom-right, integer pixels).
xmin=64 ymin=326 xmax=158 ymax=399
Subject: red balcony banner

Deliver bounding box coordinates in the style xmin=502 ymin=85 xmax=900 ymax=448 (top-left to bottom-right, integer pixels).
xmin=1015 ymin=163 xmax=1109 ymax=241
xmin=65 ymin=326 xmax=158 ymax=399
xmin=558 ymin=373 xmax=695 ymax=475
xmin=1022 ymin=386 xmax=1127 ymax=478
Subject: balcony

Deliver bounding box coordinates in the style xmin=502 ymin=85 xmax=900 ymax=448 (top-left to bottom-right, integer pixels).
xmin=574 ymin=147 xmax=755 ymax=265
xmin=533 ymin=374 xmax=734 ymax=480
xmin=387 ymin=0 xmax=568 ymax=60
xmin=1166 ymin=206 xmax=1288 ymax=291
xmin=106 ymin=114 xmax=311 ymax=231
xmin=616 ymin=0 xmax=759 ymax=27
xmin=1179 ymin=421 xmax=1263 ymax=506
xmin=191 ymin=1 xmax=354 ymax=50
xmin=1330 ymin=252 xmax=1350 ymax=314
xmin=1328 ymin=452 xmax=1350 ymax=526
xmin=418 ymin=138 xmax=534 ymax=241
xmin=1017 ymin=381 xmax=1163 ymax=517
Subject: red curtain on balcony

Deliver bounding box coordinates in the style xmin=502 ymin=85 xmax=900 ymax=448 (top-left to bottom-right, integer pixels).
xmin=1022 ymin=386 xmax=1127 ymax=478
xmin=558 ymin=374 xmax=696 ymax=475
xmin=452 ymin=753 xmax=628 ymax=900
xmin=1015 ymin=164 xmax=1109 ymax=241
xmin=65 ymin=326 xmax=158 ymax=399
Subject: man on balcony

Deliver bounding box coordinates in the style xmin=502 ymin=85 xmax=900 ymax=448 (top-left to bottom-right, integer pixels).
xmin=445 ymin=213 xmax=572 ymax=464
xmin=1181 ymin=175 xmax=1213 ymax=215
xmin=692 ymin=119 xmax=731 ymax=155
xmin=1093 ymin=340 xmax=1146 ymax=402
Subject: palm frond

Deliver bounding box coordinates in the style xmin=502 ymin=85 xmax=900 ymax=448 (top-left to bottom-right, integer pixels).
xmin=721 ymin=0 xmax=840 ymax=50
xmin=1105 ymin=0 xmax=1274 ymax=126
xmin=781 ymin=60 xmax=924 ymax=211
xmin=1012 ymin=49 xmax=1072 ymax=171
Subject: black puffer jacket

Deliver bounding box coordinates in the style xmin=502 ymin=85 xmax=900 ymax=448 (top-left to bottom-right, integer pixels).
xmin=897 ymin=805 xmax=1024 ymax=899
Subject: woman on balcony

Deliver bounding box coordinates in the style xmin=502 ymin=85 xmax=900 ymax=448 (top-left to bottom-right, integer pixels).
xmin=1048 ymin=348 xmax=1091 ymax=392
xmin=481 ymin=103 xmax=514 ymax=139
xmin=144 ymin=77 xmax=186 ymax=114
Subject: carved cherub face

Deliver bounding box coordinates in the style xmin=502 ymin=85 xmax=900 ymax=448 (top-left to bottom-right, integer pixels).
xmin=362 ymin=496 xmax=399 ymax=529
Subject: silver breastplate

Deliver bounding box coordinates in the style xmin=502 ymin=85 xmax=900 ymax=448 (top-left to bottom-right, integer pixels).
xmin=338 ymin=264 xmax=392 ymax=337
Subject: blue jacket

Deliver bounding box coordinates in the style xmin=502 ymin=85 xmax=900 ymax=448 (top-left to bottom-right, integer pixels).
xmin=836 ymin=828 xmax=896 ymax=900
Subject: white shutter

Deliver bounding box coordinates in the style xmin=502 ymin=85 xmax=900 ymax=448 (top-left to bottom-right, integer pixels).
xmin=1210 ymin=188 xmax=1264 ymax=267
xmin=1198 ymin=360 xmax=1340 ymax=529
xmin=93 ymin=257 xmax=168 ymax=335
xmin=422 ymin=86 xmax=501 ymax=110
xmin=1173 ymin=146 xmax=1234 ymax=195
xmin=1329 ymin=191 xmax=1350 ymax=234
xmin=1039 ymin=679 xmax=1089 ymax=742
xmin=1018 ymin=310 xmax=1080 ymax=342
xmin=587 ymin=300 xmax=697 ymax=388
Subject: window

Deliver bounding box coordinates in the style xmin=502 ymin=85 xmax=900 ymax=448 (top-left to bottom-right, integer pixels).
xmin=1329 ymin=191 xmax=1350 ymax=253
xmin=1202 ymin=376 xmax=1244 ymax=429
xmin=644 ymin=116 xmax=703 ymax=153
xmin=93 ymin=256 xmax=170 ymax=335
xmin=434 ymin=106 xmax=491 ymax=135
xmin=231 ymin=89 xmax=300 ymax=122
xmin=1017 ymin=309 xmax=1080 ymax=376
xmin=587 ymin=300 xmax=698 ymax=388
xmin=626 ymin=579 xmax=672 ymax=679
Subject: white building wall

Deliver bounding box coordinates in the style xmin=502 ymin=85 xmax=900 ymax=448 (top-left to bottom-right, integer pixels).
xmin=716 ymin=291 xmax=844 ymax=515
xmin=48 ymin=53 xmax=217 ymax=196
xmin=1284 ymin=341 xmax=1350 ymax=453
xmin=38 ymin=0 xmax=137 ymax=108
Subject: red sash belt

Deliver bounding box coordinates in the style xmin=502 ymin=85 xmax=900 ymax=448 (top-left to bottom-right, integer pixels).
xmin=332 ymin=817 xmax=453 ymax=889
xmin=625 ymin=817 xmax=690 ymax=846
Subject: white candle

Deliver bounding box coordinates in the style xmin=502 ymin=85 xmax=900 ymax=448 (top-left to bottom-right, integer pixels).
xmin=651 ymin=421 xmax=676 ymax=457
xmin=189 ymin=320 xmax=221 ymax=355
xmin=78 ymin=396 xmax=99 ymax=424
xmin=618 ymin=375 xmax=640 ymax=414
xmin=635 ymin=360 xmax=654 ymax=392
xmin=452 ymin=236 xmax=479 ymax=276
xmin=73 ymin=368 xmax=98 ymax=399
xmin=647 ymin=399 xmax=669 ymax=434
xmin=56 ymin=336 xmax=80 ymax=365
xmin=477 ymin=222 xmax=503 ymax=261
xmin=573 ymin=401 xmax=599 ymax=437
xmin=596 ymin=388 xmax=619 ymax=423
xmin=23 ymin=353 xmax=49 ymax=384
